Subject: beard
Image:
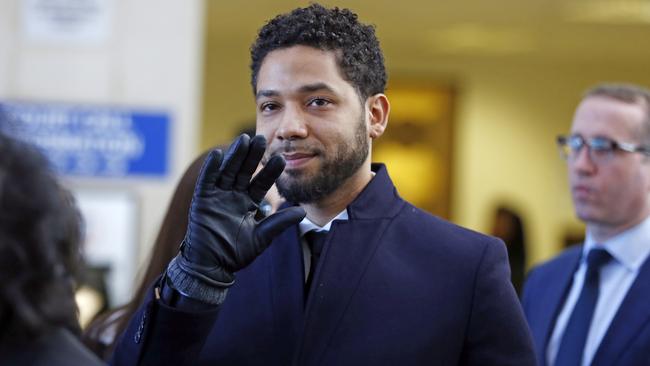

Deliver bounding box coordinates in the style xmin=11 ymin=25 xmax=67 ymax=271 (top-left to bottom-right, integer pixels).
xmin=273 ymin=116 xmax=369 ymax=204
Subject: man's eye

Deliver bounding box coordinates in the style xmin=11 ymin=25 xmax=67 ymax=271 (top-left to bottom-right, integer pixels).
xmin=261 ymin=102 xmax=279 ymax=112
xmin=568 ymin=137 xmax=584 ymax=150
xmin=591 ymin=139 xmax=614 ymax=152
xmin=308 ymin=98 xmax=331 ymax=107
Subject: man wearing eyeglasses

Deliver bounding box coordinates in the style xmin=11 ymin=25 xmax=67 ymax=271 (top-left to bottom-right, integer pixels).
xmin=522 ymin=83 xmax=650 ymax=366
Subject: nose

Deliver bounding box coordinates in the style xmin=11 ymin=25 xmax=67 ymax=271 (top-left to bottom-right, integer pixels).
xmin=570 ymin=145 xmax=597 ymax=175
xmin=276 ymin=104 xmax=308 ymax=141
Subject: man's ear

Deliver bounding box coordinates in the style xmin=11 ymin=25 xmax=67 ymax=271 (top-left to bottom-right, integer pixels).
xmin=366 ymin=93 xmax=390 ymax=139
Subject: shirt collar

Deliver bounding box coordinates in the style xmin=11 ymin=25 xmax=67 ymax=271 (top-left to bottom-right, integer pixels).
xmin=298 ymin=209 xmax=349 ymax=236
xmin=584 ymin=214 xmax=650 ymax=272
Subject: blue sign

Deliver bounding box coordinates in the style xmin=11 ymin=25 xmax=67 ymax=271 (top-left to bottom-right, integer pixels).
xmin=0 ymin=101 xmax=170 ymax=178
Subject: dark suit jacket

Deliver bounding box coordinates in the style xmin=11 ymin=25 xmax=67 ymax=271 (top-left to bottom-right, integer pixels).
xmin=522 ymin=245 xmax=650 ymax=366
xmin=112 ymin=164 xmax=536 ymax=366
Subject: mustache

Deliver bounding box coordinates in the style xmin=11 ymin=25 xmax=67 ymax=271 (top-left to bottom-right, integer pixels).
xmin=261 ymin=141 xmax=322 ymax=165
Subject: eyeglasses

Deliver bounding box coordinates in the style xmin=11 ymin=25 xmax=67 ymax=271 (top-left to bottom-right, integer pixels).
xmin=557 ymin=134 xmax=650 ymax=163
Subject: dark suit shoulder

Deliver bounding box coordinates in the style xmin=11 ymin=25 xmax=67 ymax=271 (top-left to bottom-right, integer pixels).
xmin=522 ymin=244 xmax=582 ymax=311
xmin=528 ymin=245 xmax=583 ymax=279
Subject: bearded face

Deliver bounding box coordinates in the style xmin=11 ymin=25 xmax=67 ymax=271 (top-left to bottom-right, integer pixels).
xmin=273 ymin=115 xmax=368 ymax=203
xmin=255 ymin=46 xmax=374 ymax=205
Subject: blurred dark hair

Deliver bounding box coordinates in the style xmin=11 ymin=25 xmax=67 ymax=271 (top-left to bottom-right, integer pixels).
xmin=83 ymin=149 xmax=211 ymax=360
xmin=250 ymin=3 xmax=386 ymax=101
xmin=0 ymin=128 xmax=83 ymax=343
xmin=492 ymin=206 xmax=527 ymax=294
xmin=495 ymin=206 xmax=525 ymax=247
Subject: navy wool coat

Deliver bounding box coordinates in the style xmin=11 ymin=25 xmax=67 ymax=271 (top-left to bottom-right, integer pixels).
xmin=112 ymin=164 xmax=536 ymax=366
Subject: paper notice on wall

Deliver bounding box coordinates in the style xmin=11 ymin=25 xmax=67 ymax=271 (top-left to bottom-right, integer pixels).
xmin=22 ymin=0 xmax=113 ymax=45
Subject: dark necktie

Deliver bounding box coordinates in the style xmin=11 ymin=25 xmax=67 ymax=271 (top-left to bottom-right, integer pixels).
xmin=304 ymin=230 xmax=328 ymax=298
xmin=554 ymin=248 xmax=612 ymax=366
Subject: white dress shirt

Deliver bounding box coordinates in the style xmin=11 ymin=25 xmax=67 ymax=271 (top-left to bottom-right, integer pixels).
xmin=546 ymin=215 xmax=650 ymax=366
xmin=298 ymin=209 xmax=349 ymax=281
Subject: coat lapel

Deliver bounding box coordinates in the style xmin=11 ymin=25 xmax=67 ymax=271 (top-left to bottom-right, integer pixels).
xmin=591 ymin=255 xmax=650 ymax=364
xmin=536 ymin=248 xmax=582 ymax=366
xmin=293 ymin=164 xmax=404 ymax=365
xmin=269 ymin=225 xmax=306 ymax=354
xmin=296 ymin=218 xmax=391 ymax=364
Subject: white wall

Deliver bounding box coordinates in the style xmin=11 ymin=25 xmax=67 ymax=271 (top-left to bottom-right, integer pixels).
xmin=0 ymin=0 xmax=205 ymax=305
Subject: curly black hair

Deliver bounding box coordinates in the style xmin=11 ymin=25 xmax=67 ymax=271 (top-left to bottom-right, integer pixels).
xmin=0 ymin=126 xmax=83 ymax=344
xmin=250 ymin=3 xmax=386 ymax=102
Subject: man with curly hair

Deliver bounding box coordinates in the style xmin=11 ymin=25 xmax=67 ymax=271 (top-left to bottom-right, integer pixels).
xmin=0 ymin=127 xmax=103 ymax=365
xmin=112 ymin=4 xmax=535 ymax=365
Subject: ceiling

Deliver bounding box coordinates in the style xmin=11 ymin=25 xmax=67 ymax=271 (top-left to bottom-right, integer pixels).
xmin=205 ymin=0 xmax=650 ymax=73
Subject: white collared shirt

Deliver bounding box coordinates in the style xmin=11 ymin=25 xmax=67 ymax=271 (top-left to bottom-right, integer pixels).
xmin=298 ymin=209 xmax=349 ymax=281
xmin=546 ymin=215 xmax=650 ymax=366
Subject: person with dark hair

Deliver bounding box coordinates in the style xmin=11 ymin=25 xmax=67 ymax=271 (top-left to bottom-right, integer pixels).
xmin=111 ymin=4 xmax=535 ymax=365
xmin=492 ymin=206 xmax=527 ymax=294
xmin=523 ymin=83 xmax=650 ymax=366
xmin=0 ymin=129 xmax=103 ymax=365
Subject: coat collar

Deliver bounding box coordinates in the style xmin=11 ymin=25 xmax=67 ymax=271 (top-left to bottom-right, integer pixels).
xmin=345 ymin=163 xmax=403 ymax=220
xmin=535 ymin=246 xmax=582 ymax=366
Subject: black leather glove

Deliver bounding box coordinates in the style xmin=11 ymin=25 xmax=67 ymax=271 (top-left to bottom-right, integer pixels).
xmin=167 ymin=134 xmax=305 ymax=303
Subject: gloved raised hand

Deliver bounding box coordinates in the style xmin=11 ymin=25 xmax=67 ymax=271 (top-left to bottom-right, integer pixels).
xmin=168 ymin=134 xmax=305 ymax=303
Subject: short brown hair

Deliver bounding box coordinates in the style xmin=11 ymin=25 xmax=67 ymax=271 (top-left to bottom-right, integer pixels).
xmin=584 ymin=83 xmax=650 ymax=144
